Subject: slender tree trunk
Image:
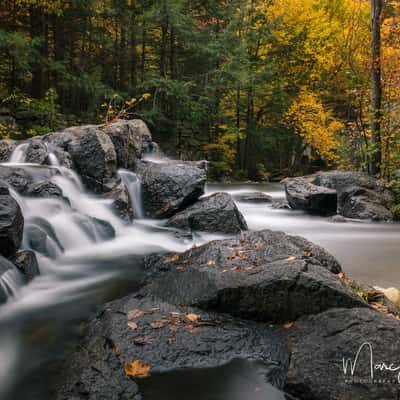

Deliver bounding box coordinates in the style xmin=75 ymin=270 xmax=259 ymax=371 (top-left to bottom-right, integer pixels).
xmin=160 ymin=19 xmax=168 ymax=78
xmin=370 ymin=0 xmax=383 ymax=175
xmin=141 ymin=25 xmax=146 ymax=83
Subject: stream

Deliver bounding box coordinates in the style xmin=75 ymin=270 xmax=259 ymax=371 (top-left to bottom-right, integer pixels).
xmin=0 ymin=151 xmax=399 ymax=399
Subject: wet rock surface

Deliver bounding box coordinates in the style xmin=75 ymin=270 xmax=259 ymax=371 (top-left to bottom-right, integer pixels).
xmin=53 ymin=295 xmax=290 ymax=400
xmin=285 ymin=307 xmax=400 ymax=400
xmin=143 ymin=230 xmax=366 ymax=322
xmin=0 ymin=139 xmax=16 ymax=162
xmin=285 ymin=178 xmax=337 ymax=215
xmin=0 ymin=255 xmax=23 ymax=303
xmin=166 ymin=192 xmax=248 ymax=234
xmin=102 ymin=181 xmax=133 ymax=222
xmin=11 ymin=250 xmax=40 ymax=281
xmin=137 ymin=161 xmax=206 ymax=219
xmin=233 ymin=191 xmax=273 ymax=203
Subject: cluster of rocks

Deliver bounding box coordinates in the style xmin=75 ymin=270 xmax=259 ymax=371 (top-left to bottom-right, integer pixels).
xmin=53 ymin=229 xmax=400 ymax=400
xmin=284 ymin=171 xmax=395 ymax=221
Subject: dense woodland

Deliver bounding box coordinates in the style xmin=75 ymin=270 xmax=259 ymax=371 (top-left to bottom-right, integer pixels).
xmin=0 ymin=0 xmax=399 ymax=181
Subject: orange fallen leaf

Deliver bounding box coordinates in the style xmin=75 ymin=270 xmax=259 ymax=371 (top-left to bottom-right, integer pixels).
xmin=287 ymin=256 xmax=296 ymax=261
xmin=186 ymin=313 xmax=200 ymax=322
xmin=127 ymin=309 xmax=145 ymax=320
xmin=127 ymin=321 xmax=138 ymax=330
xmin=284 ymin=322 xmax=294 ymax=329
xmin=207 ymin=260 xmax=216 ymax=266
xmin=124 ymin=359 xmax=151 ymax=378
xmin=163 ymin=254 xmax=180 ymax=263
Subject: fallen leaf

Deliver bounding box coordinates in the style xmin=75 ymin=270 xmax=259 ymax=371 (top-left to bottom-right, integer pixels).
xmin=150 ymin=320 xmax=165 ymax=329
xmin=127 ymin=321 xmax=138 ymax=330
xmin=207 ymin=260 xmax=216 ymax=266
xmin=284 ymin=322 xmax=294 ymax=329
xmin=186 ymin=313 xmax=200 ymax=322
xmin=163 ymin=254 xmax=179 ymax=263
xmin=124 ymin=359 xmax=151 ymax=378
xmin=127 ymin=309 xmax=144 ymax=320
xmin=287 ymin=256 xmax=296 ymax=261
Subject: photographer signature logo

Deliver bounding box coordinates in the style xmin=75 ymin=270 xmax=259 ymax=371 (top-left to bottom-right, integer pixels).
xmin=342 ymin=342 xmax=400 ymax=384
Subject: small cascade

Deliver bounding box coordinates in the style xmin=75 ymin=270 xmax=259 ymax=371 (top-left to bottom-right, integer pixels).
xmin=9 ymin=143 xmax=29 ymax=164
xmin=119 ymin=169 xmax=144 ymax=219
xmin=0 ymin=269 xmax=25 ymax=301
xmin=48 ymin=153 xmax=60 ymax=167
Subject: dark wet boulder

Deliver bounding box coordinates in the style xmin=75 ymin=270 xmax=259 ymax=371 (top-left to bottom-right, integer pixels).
xmin=143 ymin=230 xmax=365 ymax=322
xmin=26 ymin=180 xmax=66 ymax=200
xmin=285 ymin=308 xmax=400 ymax=400
xmin=313 ymin=171 xmax=394 ymax=221
xmin=11 ymin=250 xmax=40 ymax=281
xmin=166 ymin=192 xmax=248 ymax=234
xmin=75 ymin=215 xmax=116 ymax=242
xmin=25 ymin=139 xmax=48 ymax=165
xmin=0 ymin=190 xmax=24 ymax=258
xmin=0 ymin=140 xmax=16 ymax=162
xmin=53 ymin=294 xmax=290 ymax=400
xmin=137 ymin=161 xmax=207 ymax=219
xmin=64 ymin=125 xmax=117 ymax=193
xmin=233 ymin=191 xmax=273 ymax=203
xmin=102 ymin=181 xmax=133 ymax=222
xmin=285 ymin=178 xmax=337 ymax=215
xmin=271 ymin=200 xmax=291 ymax=210
xmin=101 ymin=119 xmax=157 ymax=171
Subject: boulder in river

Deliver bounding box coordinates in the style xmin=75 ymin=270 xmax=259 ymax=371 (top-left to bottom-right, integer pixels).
xmin=285 ymin=178 xmax=337 ymax=215
xmin=313 ymin=171 xmax=394 ymax=221
xmin=166 ymin=192 xmax=248 ymax=234
xmin=143 ymin=230 xmax=365 ymax=322
xmin=26 ymin=180 xmax=66 ymax=201
xmin=137 ymin=160 xmax=207 ymax=219
xmin=0 ymin=139 xmax=16 ymax=162
xmin=25 ymin=138 xmax=49 ymax=165
xmin=102 ymin=180 xmax=133 ymax=222
xmin=232 ymin=191 xmax=273 ymax=203
xmin=11 ymin=250 xmax=40 ymax=281
xmin=285 ymin=307 xmax=400 ymax=400
xmin=101 ymin=119 xmax=157 ymax=171
xmin=53 ymin=295 xmax=290 ymax=400
xmin=0 ymin=186 xmax=24 ymax=258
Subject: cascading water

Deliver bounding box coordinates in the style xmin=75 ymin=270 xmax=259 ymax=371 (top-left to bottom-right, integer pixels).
xmin=118 ymin=169 xmax=144 ymax=219
xmin=9 ymin=143 xmax=29 ymax=164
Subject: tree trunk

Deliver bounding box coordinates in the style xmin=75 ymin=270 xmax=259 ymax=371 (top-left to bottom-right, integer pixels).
xmin=370 ymin=0 xmax=383 ymax=175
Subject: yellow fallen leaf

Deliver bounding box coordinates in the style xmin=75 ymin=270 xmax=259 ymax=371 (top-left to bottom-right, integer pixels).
xmin=127 ymin=321 xmax=138 ymax=330
xmin=186 ymin=313 xmax=200 ymax=322
xmin=207 ymin=259 xmax=216 ymax=265
xmin=124 ymin=359 xmax=151 ymax=378
xmin=163 ymin=254 xmax=180 ymax=263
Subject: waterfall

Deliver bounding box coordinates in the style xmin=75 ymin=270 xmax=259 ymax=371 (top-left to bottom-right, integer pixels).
xmin=118 ymin=169 xmax=144 ymax=219
xmin=0 ymin=269 xmax=25 ymax=300
xmin=9 ymin=143 xmax=29 ymax=164
xmin=48 ymin=153 xmax=60 ymax=167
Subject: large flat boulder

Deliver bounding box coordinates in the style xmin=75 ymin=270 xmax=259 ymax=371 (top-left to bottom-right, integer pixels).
xmin=0 ymin=184 xmax=24 ymax=258
xmin=285 ymin=308 xmax=400 ymax=399
xmin=101 ymin=119 xmax=157 ymax=171
xmin=166 ymin=192 xmax=248 ymax=234
xmin=143 ymin=230 xmax=366 ymax=322
xmin=53 ymin=295 xmax=290 ymax=400
xmin=313 ymin=171 xmax=394 ymax=221
xmin=285 ymin=178 xmax=337 ymax=215
xmin=137 ymin=161 xmax=207 ymax=219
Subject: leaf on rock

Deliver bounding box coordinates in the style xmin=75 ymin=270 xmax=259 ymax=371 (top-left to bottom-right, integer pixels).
xmin=207 ymin=259 xmax=216 ymax=266
xmin=163 ymin=254 xmax=180 ymax=264
xmin=287 ymin=256 xmax=296 ymax=261
xmin=127 ymin=309 xmax=145 ymax=320
xmin=124 ymin=359 xmax=151 ymax=378
xmin=127 ymin=321 xmax=138 ymax=330
xmin=186 ymin=313 xmax=200 ymax=322
xmin=284 ymin=322 xmax=294 ymax=329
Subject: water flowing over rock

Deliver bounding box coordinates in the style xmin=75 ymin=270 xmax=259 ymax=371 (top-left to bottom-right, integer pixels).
xmin=142 ymin=230 xmax=365 ymax=322
xmin=166 ymin=192 xmax=248 ymax=234
xmin=101 ymin=180 xmax=133 ymax=222
xmin=25 ymin=180 xmax=66 ymax=200
xmin=53 ymin=295 xmax=290 ymax=400
xmin=285 ymin=178 xmax=337 ymax=215
xmin=0 ymin=140 xmax=16 ymax=162
xmin=102 ymin=119 xmax=157 ymax=170
xmin=232 ymin=191 xmax=273 ymax=203
xmin=285 ymin=308 xmax=400 ymax=400
xmin=0 ymin=186 xmax=24 ymax=258
xmin=137 ymin=160 xmax=207 ymax=219
xmin=0 ymin=256 xmax=24 ymax=303
xmin=10 ymin=250 xmax=40 ymax=282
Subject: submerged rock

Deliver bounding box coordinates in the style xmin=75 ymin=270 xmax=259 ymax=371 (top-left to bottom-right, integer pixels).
xmin=143 ymin=230 xmax=365 ymax=322
xmin=166 ymin=192 xmax=248 ymax=234
xmin=232 ymin=191 xmax=273 ymax=203
xmin=0 ymin=188 xmax=24 ymax=258
xmin=53 ymin=295 xmax=290 ymax=400
xmin=285 ymin=178 xmax=337 ymax=215
xmin=137 ymin=160 xmax=207 ymax=219
xmin=286 ymin=308 xmax=400 ymax=400
xmin=26 ymin=180 xmax=66 ymax=200
xmin=11 ymin=250 xmax=40 ymax=281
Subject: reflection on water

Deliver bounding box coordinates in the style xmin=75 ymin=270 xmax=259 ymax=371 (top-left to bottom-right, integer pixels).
xmin=208 ymin=182 xmax=400 ymax=288
xmin=140 ymin=359 xmax=286 ymax=400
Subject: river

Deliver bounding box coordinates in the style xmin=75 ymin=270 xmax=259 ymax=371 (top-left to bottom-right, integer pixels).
xmin=0 ymin=155 xmax=399 ymax=399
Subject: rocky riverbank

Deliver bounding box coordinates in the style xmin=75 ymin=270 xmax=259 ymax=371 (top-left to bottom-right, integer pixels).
xmin=0 ymin=120 xmax=399 ymax=400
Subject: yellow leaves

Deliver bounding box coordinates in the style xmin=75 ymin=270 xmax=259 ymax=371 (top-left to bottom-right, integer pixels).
xmin=125 ymin=98 xmax=137 ymax=106
xmin=127 ymin=309 xmax=145 ymax=320
xmin=207 ymin=259 xmax=216 ymax=266
xmin=163 ymin=254 xmax=180 ymax=264
xmin=124 ymin=360 xmax=151 ymax=379
xmin=141 ymin=93 xmax=152 ymax=101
